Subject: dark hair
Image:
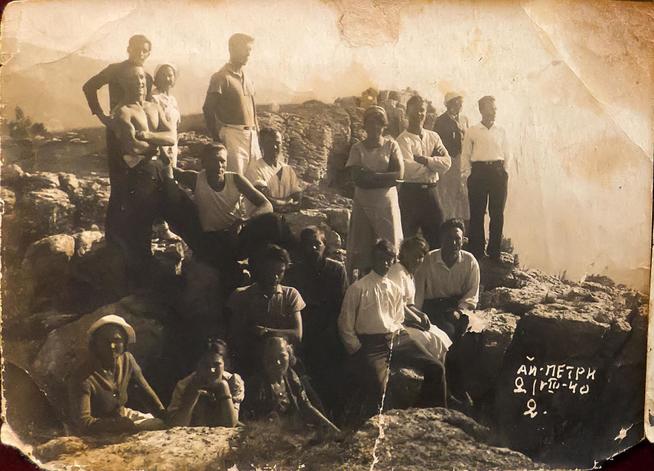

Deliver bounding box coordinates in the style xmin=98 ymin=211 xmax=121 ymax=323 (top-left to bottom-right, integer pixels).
xmin=128 ymin=34 xmax=151 ymax=49
xmin=259 ymin=127 xmax=281 ymax=142
xmin=300 ymin=226 xmax=326 ymax=244
xmin=400 ymin=236 xmax=429 ymax=257
xmin=200 ymin=143 xmax=227 ymax=166
xmin=406 ymin=94 xmax=425 ymax=111
xmin=478 ymin=95 xmax=495 ymax=109
xmin=373 ymin=238 xmax=396 ymax=258
xmin=154 ymin=65 xmax=176 ymax=85
xmin=440 ymin=218 xmax=466 ymax=235
xmin=250 ymin=243 xmax=291 ymax=275
xmin=205 ymin=338 xmax=228 ymax=357
xmin=229 ymin=33 xmax=254 ymax=50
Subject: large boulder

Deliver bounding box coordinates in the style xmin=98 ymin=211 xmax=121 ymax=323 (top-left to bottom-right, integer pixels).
xmin=67 ymin=231 xmax=128 ymax=312
xmin=450 ymin=309 xmax=519 ymax=409
xmin=15 ymin=188 xmax=76 ymax=247
xmin=31 ymin=296 xmax=169 ymax=422
xmin=342 ymin=408 xmax=538 ymax=470
xmin=21 ymin=234 xmax=75 ymax=312
xmin=68 ymin=176 xmax=110 ymax=229
xmin=493 ymin=300 xmax=641 ymax=467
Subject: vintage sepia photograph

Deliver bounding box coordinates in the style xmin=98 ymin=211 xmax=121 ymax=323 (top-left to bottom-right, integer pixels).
xmin=1 ymin=0 xmax=652 ymax=469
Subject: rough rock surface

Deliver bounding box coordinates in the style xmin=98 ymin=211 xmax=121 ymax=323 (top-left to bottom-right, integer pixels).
xmin=33 ymin=409 xmax=539 ymax=471
xmin=343 ymin=408 xmax=538 ymax=471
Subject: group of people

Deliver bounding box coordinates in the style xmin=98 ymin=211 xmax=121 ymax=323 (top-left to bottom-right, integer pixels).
xmin=74 ymin=31 xmax=510 ymax=435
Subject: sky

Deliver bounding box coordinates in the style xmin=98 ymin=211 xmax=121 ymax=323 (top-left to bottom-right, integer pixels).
xmin=1 ymin=0 xmax=653 ymax=289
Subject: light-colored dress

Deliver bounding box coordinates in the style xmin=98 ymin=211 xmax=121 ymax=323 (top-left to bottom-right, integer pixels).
xmin=345 ymin=138 xmax=403 ymax=277
xmin=152 ymin=91 xmax=181 ymax=167
xmin=387 ymin=262 xmax=452 ymax=363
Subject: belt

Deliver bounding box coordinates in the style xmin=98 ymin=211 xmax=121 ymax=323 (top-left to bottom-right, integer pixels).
xmin=224 ymin=124 xmax=256 ymax=131
xmin=471 ymin=160 xmax=504 ymax=167
xmin=402 ymin=181 xmax=439 ymax=189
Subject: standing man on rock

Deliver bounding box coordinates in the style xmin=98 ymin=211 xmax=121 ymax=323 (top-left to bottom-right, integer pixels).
xmin=109 ymin=64 xmax=176 ymax=291
xmin=433 ymin=92 xmax=469 ymax=222
xmin=203 ymin=33 xmax=261 ymax=175
xmin=82 ymin=34 xmax=154 ymax=235
xmin=461 ymin=96 xmax=511 ymax=260
xmin=396 ymin=95 xmax=451 ymax=250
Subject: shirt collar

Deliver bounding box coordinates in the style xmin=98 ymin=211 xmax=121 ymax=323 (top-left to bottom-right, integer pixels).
xmin=435 ymin=249 xmax=462 ymax=267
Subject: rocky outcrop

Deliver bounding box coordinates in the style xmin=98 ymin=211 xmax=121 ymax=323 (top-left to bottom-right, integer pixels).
xmin=343 ymin=408 xmax=538 ymax=471
xmin=33 ymin=409 xmax=538 ymax=471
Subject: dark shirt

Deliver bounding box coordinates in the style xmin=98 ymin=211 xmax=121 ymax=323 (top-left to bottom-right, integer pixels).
xmin=83 ymin=60 xmax=154 ymax=116
xmin=285 ymin=257 xmax=348 ymax=316
xmin=433 ymin=112 xmax=468 ymax=158
xmin=70 ymin=352 xmax=161 ymax=434
xmin=227 ymin=283 xmax=306 ymax=374
xmin=242 ymin=368 xmax=314 ymax=423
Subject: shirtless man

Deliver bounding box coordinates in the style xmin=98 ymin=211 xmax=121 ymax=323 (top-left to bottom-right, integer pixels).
xmin=83 ymin=35 xmax=153 ymax=237
xmin=108 ymin=64 xmax=176 ymax=291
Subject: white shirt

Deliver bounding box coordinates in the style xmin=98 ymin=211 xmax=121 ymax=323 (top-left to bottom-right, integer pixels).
xmin=245 ymin=158 xmax=302 ymax=199
xmin=338 ymin=271 xmax=405 ymax=354
xmin=414 ymin=249 xmax=480 ymax=310
xmin=460 ymin=122 xmax=511 ymax=178
xmin=396 ymin=129 xmax=451 ymax=183
xmin=194 ymin=171 xmax=244 ymax=231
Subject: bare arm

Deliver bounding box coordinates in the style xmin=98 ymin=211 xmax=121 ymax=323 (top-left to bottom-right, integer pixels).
xmin=360 ymin=141 xmax=404 ymax=188
xmin=132 ymin=361 xmax=166 ymax=416
xmin=112 ymin=108 xmax=151 ymax=155
xmin=257 ymin=311 xmax=303 ymax=343
xmin=166 ymin=377 xmax=202 ymax=427
xmin=137 ymin=104 xmax=176 ymax=146
xmin=172 ymin=167 xmax=199 ymax=189
xmin=234 ymin=174 xmax=273 ymax=216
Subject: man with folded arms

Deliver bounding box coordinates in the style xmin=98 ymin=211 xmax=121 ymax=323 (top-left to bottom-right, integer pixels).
xmin=396 ymin=95 xmax=451 ymax=249
xmin=203 ymin=33 xmax=261 ymax=175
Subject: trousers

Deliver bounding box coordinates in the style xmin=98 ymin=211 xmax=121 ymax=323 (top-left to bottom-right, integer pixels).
xmin=398 ymin=183 xmax=444 ymax=250
xmin=467 ymin=162 xmax=508 ymax=258
xmin=351 ymin=330 xmax=447 ymax=416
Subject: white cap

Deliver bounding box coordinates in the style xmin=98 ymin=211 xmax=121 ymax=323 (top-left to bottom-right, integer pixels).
xmin=444 ymin=91 xmax=463 ymax=106
xmin=87 ymin=315 xmax=136 ymax=344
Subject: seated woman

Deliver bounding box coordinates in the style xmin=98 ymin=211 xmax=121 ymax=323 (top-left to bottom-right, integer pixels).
xmin=245 ymin=127 xmax=302 ymax=212
xmin=387 ymin=236 xmax=452 ymax=363
xmin=242 ymin=336 xmax=340 ymax=434
xmin=70 ymin=315 xmax=166 ymax=435
xmin=227 ymin=243 xmax=305 ymax=378
xmin=167 ymin=339 xmax=244 ymax=427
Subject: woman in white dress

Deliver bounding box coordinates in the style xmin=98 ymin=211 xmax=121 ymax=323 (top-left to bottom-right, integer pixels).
xmin=152 ymin=63 xmax=181 ymax=168
xmin=345 ymin=106 xmax=404 ymax=279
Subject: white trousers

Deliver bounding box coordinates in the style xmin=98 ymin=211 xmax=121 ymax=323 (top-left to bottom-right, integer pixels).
xmin=219 ymin=126 xmax=262 ymax=175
